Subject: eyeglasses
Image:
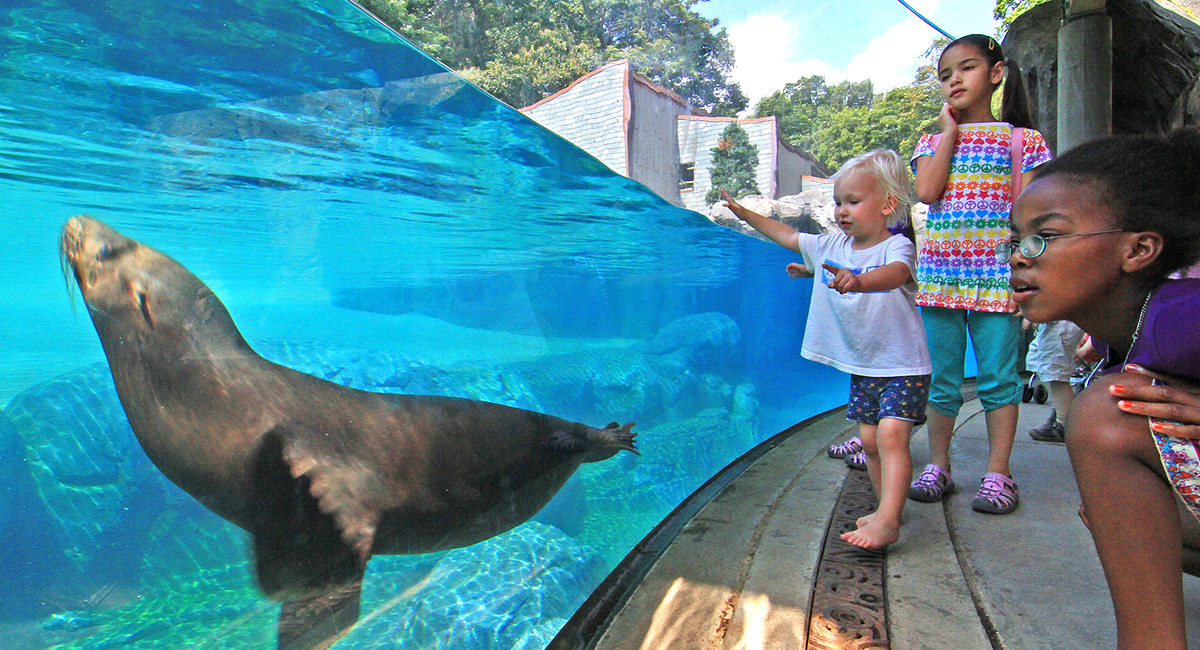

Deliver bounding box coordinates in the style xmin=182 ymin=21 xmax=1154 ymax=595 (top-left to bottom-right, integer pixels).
xmin=993 ymin=230 xmax=1125 ymax=261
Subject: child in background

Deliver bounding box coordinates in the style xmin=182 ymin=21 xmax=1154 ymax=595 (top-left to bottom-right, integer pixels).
xmin=1024 ymin=320 xmax=1085 ymax=442
xmin=1004 ymin=129 xmax=1200 ymax=650
xmin=909 ymin=34 xmax=1052 ymax=514
xmin=721 ymin=149 xmax=931 ymax=550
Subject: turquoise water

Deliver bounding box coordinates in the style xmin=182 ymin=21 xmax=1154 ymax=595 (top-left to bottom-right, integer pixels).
xmin=0 ymin=0 xmax=847 ymax=647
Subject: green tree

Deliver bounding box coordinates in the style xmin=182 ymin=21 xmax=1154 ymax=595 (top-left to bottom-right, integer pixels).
xmin=705 ymin=122 xmax=760 ymax=204
xmin=753 ymin=46 xmax=942 ymax=171
xmin=359 ymin=0 xmax=746 ymax=114
xmin=994 ymin=0 xmax=1053 ymax=28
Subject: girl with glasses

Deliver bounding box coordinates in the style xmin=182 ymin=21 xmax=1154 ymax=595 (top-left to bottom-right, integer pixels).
xmin=1008 ymin=128 xmax=1200 ymax=649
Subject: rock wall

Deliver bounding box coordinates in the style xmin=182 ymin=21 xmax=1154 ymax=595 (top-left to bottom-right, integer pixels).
xmin=1004 ymin=0 xmax=1200 ymax=154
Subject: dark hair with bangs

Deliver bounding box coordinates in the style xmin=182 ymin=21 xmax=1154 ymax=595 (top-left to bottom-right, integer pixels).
xmin=940 ymin=34 xmax=1035 ymax=129
xmin=1032 ymin=128 xmax=1200 ymax=285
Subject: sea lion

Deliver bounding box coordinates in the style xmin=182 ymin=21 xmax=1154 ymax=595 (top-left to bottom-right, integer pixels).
xmin=59 ymin=215 xmax=637 ymax=650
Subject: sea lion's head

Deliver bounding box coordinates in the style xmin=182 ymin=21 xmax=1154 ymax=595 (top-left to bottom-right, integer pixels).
xmin=60 ymin=215 xmax=242 ymax=357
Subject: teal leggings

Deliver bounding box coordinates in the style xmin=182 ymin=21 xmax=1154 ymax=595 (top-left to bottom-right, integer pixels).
xmin=921 ymin=306 xmax=1022 ymax=416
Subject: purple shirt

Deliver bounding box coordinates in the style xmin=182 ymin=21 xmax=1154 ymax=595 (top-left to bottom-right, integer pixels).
xmin=1096 ymin=278 xmax=1200 ymax=380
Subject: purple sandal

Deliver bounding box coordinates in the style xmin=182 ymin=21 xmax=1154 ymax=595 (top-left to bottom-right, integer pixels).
xmin=972 ymin=472 xmax=1019 ymax=514
xmin=908 ymin=464 xmax=954 ymax=502
xmin=844 ymin=450 xmax=867 ymax=470
xmin=827 ymin=436 xmax=864 ymax=459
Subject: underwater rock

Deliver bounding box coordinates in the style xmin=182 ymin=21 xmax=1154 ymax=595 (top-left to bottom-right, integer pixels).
xmin=531 ymin=474 xmax=589 ymax=537
xmin=343 ymin=522 xmax=606 ymax=650
xmin=42 ymin=610 xmax=95 ymax=631
xmin=136 ymin=506 xmax=251 ymax=593
xmin=571 ymin=407 xmax=756 ymax=564
xmin=0 ymin=409 xmax=41 ymax=543
xmin=3 ymin=363 xmax=173 ymax=578
xmin=640 ymin=312 xmax=740 ymax=373
xmin=625 ymin=407 xmax=754 ymax=502
xmin=252 ymin=339 xmax=426 ymax=392
xmin=0 ymin=407 xmax=80 ymax=617
xmin=507 ymin=349 xmax=667 ymax=427
xmin=0 ymin=411 xmax=23 ymax=528
xmin=732 ymin=382 xmax=761 ymax=439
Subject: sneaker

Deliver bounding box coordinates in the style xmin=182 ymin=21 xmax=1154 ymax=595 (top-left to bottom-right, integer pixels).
xmin=972 ymin=473 xmax=1019 ymax=514
xmin=844 ymin=450 xmax=866 ymax=470
xmin=828 ymin=436 xmax=864 ymax=459
xmin=1029 ymin=411 xmax=1066 ymax=443
xmin=908 ymin=464 xmax=954 ymax=502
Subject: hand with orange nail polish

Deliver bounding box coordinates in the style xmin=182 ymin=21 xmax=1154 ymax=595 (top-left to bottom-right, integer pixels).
xmin=1112 ymin=366 xmax=1200 ymax=439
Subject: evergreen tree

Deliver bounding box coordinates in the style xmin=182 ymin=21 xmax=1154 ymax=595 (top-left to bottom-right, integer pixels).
xmin=705 ymin=122 xmax=760 ymax=204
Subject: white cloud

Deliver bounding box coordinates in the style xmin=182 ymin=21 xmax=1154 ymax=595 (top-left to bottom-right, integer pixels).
xmin=844 ymin=17 xmax=939 ymax=93
xmin=726 ymin=14 xmax=840 ymax=111
xmin=727 ymin=1 xmax=943 ymax=113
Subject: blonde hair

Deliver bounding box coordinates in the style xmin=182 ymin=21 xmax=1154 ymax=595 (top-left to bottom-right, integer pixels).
xmin=831 ymin=149 xmax=912 ymax=229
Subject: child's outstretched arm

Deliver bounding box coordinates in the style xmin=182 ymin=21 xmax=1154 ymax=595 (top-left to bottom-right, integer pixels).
xmin=822 ymin=261 xmax=913 ymax=294
xmin=913 ymin=103 xmax=958 ymax=204
xmin=721 ymin=189 xmax=800 ymax=253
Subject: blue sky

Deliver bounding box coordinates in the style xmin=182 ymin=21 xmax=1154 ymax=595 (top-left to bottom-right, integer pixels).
xmin=694 ymin=0 xmax=1000 ymax=109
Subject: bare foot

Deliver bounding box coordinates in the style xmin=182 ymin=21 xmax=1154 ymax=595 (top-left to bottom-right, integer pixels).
xmin=856 ymin=512 xmax=876 ymax=528
xmin=841 ymin=518 xmax=900 ymax=550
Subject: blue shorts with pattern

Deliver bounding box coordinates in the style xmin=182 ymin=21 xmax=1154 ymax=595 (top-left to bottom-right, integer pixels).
xmin=847 ymin=374 xmax=931 ymax=425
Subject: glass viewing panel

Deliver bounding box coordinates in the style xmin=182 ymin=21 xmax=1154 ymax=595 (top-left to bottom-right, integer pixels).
xmin=0 ymin=0 xmax=846 ymax=647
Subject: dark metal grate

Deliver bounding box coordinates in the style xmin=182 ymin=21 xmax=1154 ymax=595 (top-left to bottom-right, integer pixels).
xmin=806 ymin=469 xmax=890 ymax=649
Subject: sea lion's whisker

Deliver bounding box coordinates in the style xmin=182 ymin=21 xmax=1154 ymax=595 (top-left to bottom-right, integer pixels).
xmin=59 ymin=238 xmax=78 ymax=315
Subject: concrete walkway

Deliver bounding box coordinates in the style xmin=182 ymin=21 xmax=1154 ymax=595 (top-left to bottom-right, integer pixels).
xmin=561 ymin=399 xmax=1200 ymax=649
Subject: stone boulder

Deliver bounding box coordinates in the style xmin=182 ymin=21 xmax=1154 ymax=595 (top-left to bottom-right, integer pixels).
xmin=705 ymin=184 xmax=929 ymax=244
xmin=0 ymin=408 xmax=79 ymax=616
xmin=706 ymin=190 xmax=834 ymax=240
xmin=3 ymin=364 xmax=180 ymax=582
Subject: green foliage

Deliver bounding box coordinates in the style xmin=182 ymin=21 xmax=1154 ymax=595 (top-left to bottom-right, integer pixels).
xmin=753 ymin=50 xmax=942 ymax=173
xmin=359 ymin=0 xmax=746 ymax=114
xmin=705 ymin=122 xmax=760 ymax=204
xmin=994 ymin=0 xmax=1053 ymax=27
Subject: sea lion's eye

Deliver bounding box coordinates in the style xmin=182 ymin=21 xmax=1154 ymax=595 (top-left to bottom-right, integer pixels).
xmin=98 ymin=243 xmax=113 ymax=260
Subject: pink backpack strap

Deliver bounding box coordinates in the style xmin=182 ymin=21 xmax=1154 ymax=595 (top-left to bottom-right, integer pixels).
xmin=1010 ymin=127 xmax=1026 ymax=199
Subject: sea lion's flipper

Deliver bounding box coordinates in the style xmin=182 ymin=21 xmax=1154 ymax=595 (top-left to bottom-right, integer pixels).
xmin=599 ymin=422 xmax=639 ymax=455
xmin=277 ymin=575 xmax=363 ymax=650
xmin=250 ymin=431 xmax=372 ymax=602
xmin=545 ymin=421 xmax=639 ymax=458
xmin=280 ymin=437 xmax=381 ymax=559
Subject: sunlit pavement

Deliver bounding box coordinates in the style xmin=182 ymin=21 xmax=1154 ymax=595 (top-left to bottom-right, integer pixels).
xmin=580 ymin=398 xmax=1200 ymax=649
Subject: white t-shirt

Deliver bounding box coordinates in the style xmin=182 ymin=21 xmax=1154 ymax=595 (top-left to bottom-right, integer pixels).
xmin=796 ymin=232 xmax=932 ymax=377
